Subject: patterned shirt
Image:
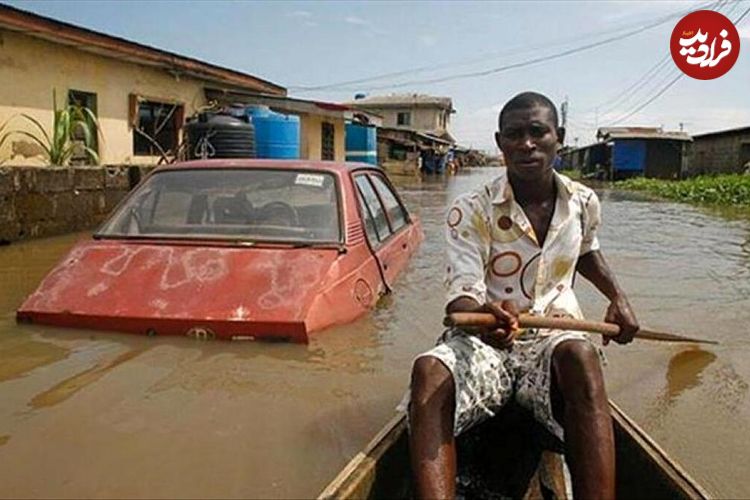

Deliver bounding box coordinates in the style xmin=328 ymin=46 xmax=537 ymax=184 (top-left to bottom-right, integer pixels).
xmin=444 ymin=170 xmax=601 ymax=319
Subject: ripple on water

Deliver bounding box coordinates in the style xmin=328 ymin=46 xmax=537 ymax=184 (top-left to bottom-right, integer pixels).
xmin=1 ymin=171 xmax=750 ymax=498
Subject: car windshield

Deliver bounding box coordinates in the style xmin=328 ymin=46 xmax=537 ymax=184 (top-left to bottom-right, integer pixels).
xmin=98 ymin=168 xmax=341 ymax=243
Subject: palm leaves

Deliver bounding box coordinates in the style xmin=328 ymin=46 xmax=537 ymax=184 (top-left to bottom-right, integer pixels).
xmin=0 ymin=90 xmax=101 ymax=166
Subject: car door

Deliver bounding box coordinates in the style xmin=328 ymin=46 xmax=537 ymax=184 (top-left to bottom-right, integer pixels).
xmin=353 ymin=172 xmax=416 ymax=288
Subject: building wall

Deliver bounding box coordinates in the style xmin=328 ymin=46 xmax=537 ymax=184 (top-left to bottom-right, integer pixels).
xmin=0 ymin=29 xmax=212 ymax=165
xmin=644 ymin=140 xmax=684 ymax=179
xmin=299 ymin=114 xmax=345 ymax=162
xmin=690 ymin=131 xmax=750 ymax=175
xmin=356 ymin=106 xmax=448 ymax=133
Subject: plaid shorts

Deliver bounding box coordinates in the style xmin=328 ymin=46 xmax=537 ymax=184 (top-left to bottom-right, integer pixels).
xmin=401 ymin=328 xmax=604 ymax=441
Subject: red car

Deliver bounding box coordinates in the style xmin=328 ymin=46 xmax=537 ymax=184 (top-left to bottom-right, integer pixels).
xmin=17 ymin=160 xmax=423 ymax=342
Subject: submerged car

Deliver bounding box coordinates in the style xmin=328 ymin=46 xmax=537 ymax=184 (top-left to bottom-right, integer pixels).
xmin=17 ymin=160 xmax=423 ymax=342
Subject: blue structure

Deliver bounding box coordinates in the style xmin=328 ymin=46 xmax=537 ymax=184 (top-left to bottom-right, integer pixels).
xmin=345 ymin=123 xmax=377 ymax=165
xmin=245 ymin=106 xmax=300 ymax=159
xmin=612 ymin=140 xmax=646 ymax=175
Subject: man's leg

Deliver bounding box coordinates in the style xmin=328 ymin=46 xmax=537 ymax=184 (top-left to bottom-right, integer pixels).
xmin=551 ymin=340 xmax=615 ymax=500
xmin=409 ymin=356 xmax=456 ymax=500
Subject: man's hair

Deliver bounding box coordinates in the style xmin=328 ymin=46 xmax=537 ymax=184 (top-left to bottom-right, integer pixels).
xmin=498 ymin=92 xmax=559 ymax=130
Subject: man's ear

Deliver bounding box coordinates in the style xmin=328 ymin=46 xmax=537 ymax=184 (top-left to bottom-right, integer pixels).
xmin=494 ymin=131 xmax=503 ymax=151
xmin=556 ymin=126 xmax=566 ymax=146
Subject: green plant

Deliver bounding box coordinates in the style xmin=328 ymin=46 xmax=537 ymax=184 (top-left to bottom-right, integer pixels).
xmin=0 ymin=90 xmax=101 ymax=166
xmin=617 ymin=174 xmax=750 ymax=206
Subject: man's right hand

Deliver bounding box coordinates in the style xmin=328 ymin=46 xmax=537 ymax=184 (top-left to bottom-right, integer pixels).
xmin=476 ymin=300 xmax=519 ymax=349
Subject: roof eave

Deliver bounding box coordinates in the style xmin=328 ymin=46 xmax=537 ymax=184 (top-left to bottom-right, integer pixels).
xmin=0 ymin=4 xmax=286 ymax=95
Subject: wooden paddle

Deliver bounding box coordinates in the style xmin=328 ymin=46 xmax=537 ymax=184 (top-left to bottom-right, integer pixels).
xmin=443 ymin=312 xmax=719 ymax=345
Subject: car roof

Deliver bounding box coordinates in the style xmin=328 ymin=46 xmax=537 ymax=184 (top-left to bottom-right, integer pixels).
xmin=155 ymin=159 xmax=380 ymax=175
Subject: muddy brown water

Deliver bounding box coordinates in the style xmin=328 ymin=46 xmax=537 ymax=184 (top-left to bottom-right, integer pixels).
xmin=1 ymin=168 xmax=749 ymax=498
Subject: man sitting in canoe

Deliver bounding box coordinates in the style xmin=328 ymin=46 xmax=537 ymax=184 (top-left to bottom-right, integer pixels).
xmin=407 ymin=91 xmax=639 ymax=500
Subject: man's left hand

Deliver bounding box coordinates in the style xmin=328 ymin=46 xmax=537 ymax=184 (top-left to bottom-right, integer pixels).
xmin=603 ymin=296 xmax=639 ymax=345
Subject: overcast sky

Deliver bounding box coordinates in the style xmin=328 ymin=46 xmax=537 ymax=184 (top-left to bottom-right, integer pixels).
xmin=6 ymin=0 xmax=750 ymax=152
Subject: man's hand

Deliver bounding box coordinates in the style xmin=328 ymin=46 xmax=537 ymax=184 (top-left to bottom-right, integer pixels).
xmin=603 ymin=295 xmax=639 ymax=345
xmin=476 ymin=300 xmax=519 ymax=349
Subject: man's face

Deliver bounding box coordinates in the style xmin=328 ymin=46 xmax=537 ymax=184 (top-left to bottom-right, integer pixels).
xmin=495 ymin=105 xmax=562 ymax=180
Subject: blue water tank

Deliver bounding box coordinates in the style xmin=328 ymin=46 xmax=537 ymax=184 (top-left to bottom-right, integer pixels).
xmin=345 ymin=123 xmax=377 ymax=165
xmin=245 ymin=106 xmax=300 ymax=159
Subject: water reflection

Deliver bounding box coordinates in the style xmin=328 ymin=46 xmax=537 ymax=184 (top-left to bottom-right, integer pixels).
xmin=29 ymin=345 xmax=150 ymax=409
xmin=666 ymin=349 xmax=717 ymax=402
xmin=1 ymin=170 xmax=750 ymax=498
xmin=0 ymin=331 xmax=70 ymax=383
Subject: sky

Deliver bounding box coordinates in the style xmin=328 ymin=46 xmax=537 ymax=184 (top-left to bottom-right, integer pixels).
xmin=5 ymin=0 xmax=750 ymax=152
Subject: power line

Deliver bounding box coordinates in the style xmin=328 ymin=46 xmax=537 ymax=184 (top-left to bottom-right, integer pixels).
xmin=581 ymin=0 xmax=734 ymax=118
xmin=291 ymin=0 xmax=718 ymax=93
xmin=603 ymin=2 xmax=750 ymax=126
xmin=290 ymin=2 xmax=706 ymax=93
xmin=604 ymin=73 xmax=684 ymax=126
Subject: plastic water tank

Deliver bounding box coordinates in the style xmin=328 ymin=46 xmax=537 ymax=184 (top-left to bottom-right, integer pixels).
xmin=245 ymin=106 xmax=300 ymax=159
xmin=185 ymin=113 xmax=255 ymax=159
xmin=345 ymin=123 xmax=377 ymax=165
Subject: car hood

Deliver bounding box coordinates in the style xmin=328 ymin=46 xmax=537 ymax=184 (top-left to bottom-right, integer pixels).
xmin=17 ymin=239 xmax=341 ymax=341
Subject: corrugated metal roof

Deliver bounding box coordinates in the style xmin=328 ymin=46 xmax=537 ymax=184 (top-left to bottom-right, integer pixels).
xmin=345 ymin=94 xmax=454 ymax=110
xmin=597 ymin=127 xmax=691 ymax=142
xmin=692 ymin=125 xmax=750 ymax=140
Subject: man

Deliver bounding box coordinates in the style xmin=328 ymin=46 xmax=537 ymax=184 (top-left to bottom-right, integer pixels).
xmin=407 ymin=92 xmax=639 ymax=500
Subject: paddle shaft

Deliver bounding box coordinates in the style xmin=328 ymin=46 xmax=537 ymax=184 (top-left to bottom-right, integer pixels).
xmin=444 ymin=312 xmax=718 ymax=345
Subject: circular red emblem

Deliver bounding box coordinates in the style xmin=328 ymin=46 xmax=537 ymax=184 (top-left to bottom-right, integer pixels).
xmin=670 ymin=10 xmax=740 ymax=80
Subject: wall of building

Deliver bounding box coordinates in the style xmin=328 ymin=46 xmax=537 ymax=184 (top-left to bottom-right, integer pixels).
xmin=0 ymin=165 xmax=154 ymax=243
xmin=690 ymin=131 xmax=750 ymax=175
xmin=644 ymin=140 xmax=684 ymax=179
xmin=299 ymin=114 xmax=345 ymax=162
xmin=0 ymin=29 xmax=211 ymax=166
xmin=359 ymin=106 xmax=447 ymax=132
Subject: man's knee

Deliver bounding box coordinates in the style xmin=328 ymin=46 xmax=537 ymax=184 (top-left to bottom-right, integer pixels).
xmin=552 ymin=340 xmax=606 ymax=404
xmin=410 ymin=357 xmax=454 ymax=410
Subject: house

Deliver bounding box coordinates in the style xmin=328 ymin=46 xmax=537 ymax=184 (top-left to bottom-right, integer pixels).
xmin=344 ymin=94 xmax=456 ymax=174
xmin=689 ymin=126 xmax=750 ymax=176
xmin=376 ymin=126 xmax=453 ymax=175
xmin=344 ymin=93 xmax=456 ymax=143
xmin=562 ymin=127 xmax=691 ymax=180
xmin=0 ymin=4 xmax=285 ymax=166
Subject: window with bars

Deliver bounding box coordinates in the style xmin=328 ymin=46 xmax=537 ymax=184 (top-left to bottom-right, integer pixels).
xmin=321 ymin=122 xmax=335 ymax=161
xmin=397 ymin=112 xmax=411 ymax=126
xmin=68 ymin=89 xmax=98 ymax=164
xmin=131 ymin=96 xmax=184 ymax=157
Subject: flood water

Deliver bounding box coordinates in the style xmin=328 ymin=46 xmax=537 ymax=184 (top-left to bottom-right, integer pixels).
xmin=1 ymin=168 xmax=749 ymax=498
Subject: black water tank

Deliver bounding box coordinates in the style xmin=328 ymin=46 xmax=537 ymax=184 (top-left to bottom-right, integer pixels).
xmin=185 ymin=113 xmax=256 ymax=159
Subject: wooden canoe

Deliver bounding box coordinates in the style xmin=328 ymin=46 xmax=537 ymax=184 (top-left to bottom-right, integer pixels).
xmin=319 ymin=401 xmax=711 ymax=499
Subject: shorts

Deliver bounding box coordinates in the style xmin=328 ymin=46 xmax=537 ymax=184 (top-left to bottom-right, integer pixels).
xmin=400 ymin=328 xmax=605 ymax=441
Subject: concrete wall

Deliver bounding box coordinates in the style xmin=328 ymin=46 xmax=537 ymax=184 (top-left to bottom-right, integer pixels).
xmin=0 ymin=165 xmax=153 ymax=243
xmin=0 ymin=29 xmax=210 ymax=166
xmin=690 ymin=130 xmax=750 ymax=175
xmin=357 ymin=106 xmax=449 ymax=133
xmin=299 ymin=114 xmax=345 ymax=162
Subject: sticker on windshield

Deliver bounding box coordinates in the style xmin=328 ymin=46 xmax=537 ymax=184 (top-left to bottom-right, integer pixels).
xmin=295 ymin=173 xmax=325 ymax=187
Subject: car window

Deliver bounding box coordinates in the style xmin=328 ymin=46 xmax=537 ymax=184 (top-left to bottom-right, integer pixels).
xmin=355 ymin=188 xmax=380 ymax=246
xmin=355 ymin=175 xmax=391 ymax=243
xmin=98 ymin=169 xmax=341 ymax=243
xmin=369 ymin=174 xmax=407 ymax=232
